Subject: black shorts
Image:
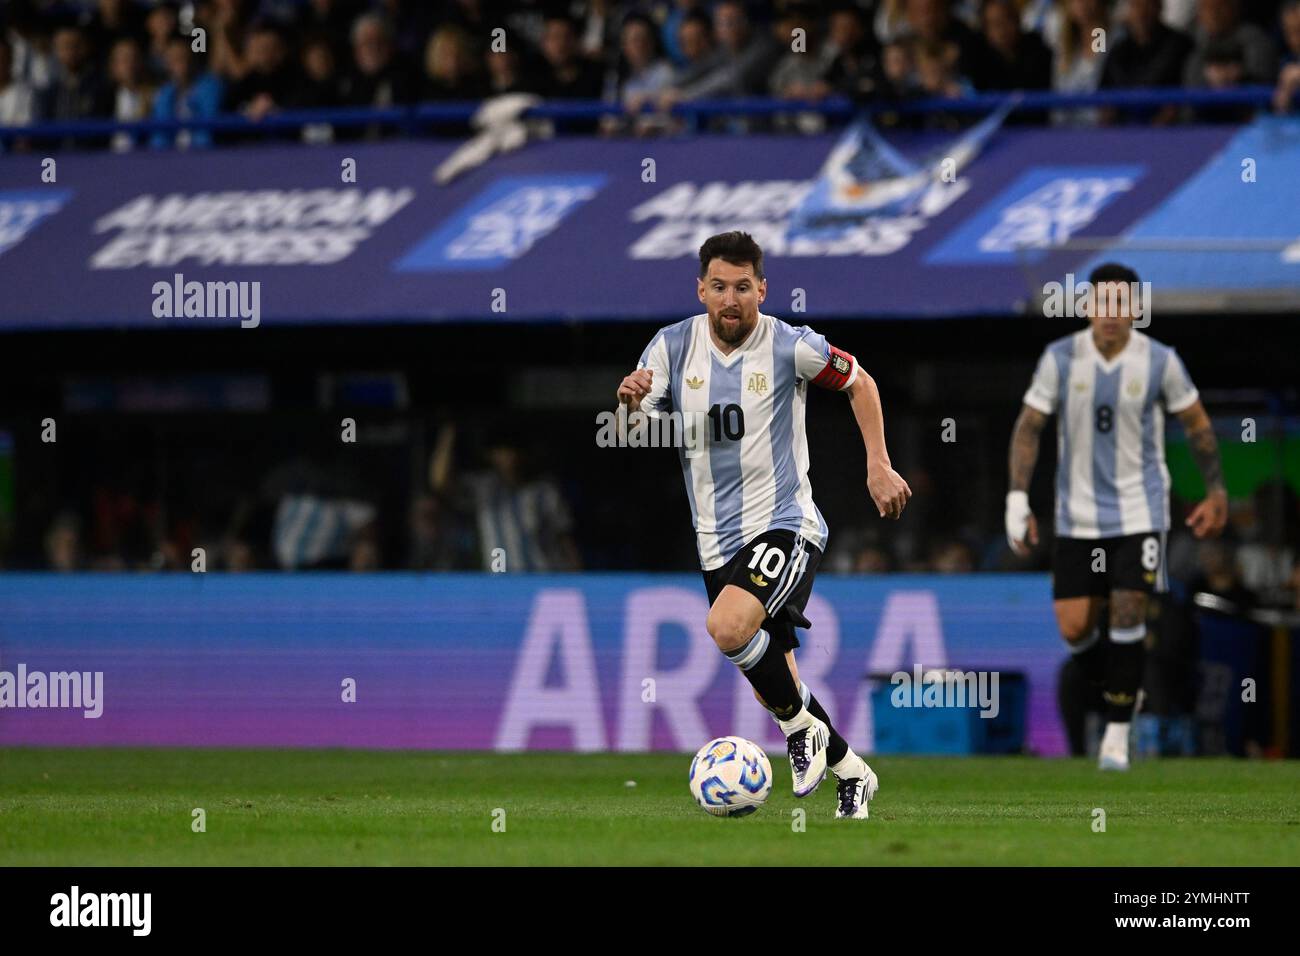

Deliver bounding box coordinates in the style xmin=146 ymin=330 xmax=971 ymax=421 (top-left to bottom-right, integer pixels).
xmin=1052 ymin=531 xmax=1168 ymax=600
xmin=702 ymin=528 xmax=822 ymax=652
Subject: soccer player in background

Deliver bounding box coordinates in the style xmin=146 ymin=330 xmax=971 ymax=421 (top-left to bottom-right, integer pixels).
xmin=616 ymin=231 xmax=911 ymax=818
xmin=1006 ymin=263 xmax=1227 ymax=770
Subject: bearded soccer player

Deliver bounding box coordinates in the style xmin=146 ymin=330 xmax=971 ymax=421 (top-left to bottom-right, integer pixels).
xmin=1006 ymin=263 xmax=1227 ymax=771
xmin=616 ymin=231 xmax=911 ymax=819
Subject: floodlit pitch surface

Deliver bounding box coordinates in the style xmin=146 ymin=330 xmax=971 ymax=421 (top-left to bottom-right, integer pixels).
xmin=1 ymin=750 xmax=1296 ymax=866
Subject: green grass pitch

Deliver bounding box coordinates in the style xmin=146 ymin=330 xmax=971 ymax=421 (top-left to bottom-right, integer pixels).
xmin=1 ymin=749 xmax=1297 ymax=866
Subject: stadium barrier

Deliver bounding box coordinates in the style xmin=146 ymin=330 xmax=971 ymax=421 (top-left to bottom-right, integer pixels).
xmin=0 ymin=86 xmax=1287 ymax=145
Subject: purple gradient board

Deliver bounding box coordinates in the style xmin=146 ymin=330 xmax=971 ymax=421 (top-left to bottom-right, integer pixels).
xmin=0 ymin=574 xmax=1066 ymax=755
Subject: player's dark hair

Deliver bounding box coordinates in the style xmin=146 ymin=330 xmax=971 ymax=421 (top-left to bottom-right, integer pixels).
xmin=1088 ymin=262 xmax=1139 ymax=286
xmin=699 ymin=231 xmax=765 ymax=281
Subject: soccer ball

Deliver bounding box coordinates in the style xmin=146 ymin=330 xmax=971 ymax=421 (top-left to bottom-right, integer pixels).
xmin=688 ymin=736 xmax=772 ymax=817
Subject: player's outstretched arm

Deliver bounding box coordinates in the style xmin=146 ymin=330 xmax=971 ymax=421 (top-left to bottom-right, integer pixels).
xmin=845 ymin=372 xmax=911 ymax=519
xmin=1006 ymin=404 xmax=1047 ymax=554
xmin=1177 ymin=400 xmax=1228 ymax=539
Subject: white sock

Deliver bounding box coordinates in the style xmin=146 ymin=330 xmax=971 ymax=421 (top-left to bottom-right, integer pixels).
xmin=1101 ymin=722 xmax=1130 ymax=750
xmin=830 ymin=750 xmax=868 ymax=780
xmin=777 ymin=706 xmax=813 ymax=736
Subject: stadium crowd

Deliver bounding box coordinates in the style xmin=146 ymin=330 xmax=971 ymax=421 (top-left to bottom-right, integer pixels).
xmin=4 ymin=0 xmax=1300 ymax=146
xmin=11 ymin=413 xmax=1299 ymax=620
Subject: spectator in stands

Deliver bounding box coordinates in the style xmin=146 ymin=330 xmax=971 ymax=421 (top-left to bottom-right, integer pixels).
xmin=609 ymin=12 xmax=674 ymax=109
xmin=536 ymin=13 xmax=604 ymax=99
xmin=1184 ymin=0 xmax=1279 ymax=88
xmin=577 ymin=0 xmax=619 ymax=65
xmin=294 ymin=34 xmax=343 ymax=108
xmin=875 ymin=0 xmax=910 ymax=46
xmin=880 ymin=36 xmax=923 ymax=100
xmin=1100 ymin=0 xmax=1193 ymax=123
xmin=207 ymin=0 xmax=255 ymax=83
xmin=1190 ymin=538 xmax=1255 ymax=609
xmin=971 ymin=0 xmax=1053 ymax=92
xmin=1051 ymin=0 xmax=1109 ymax=126
xmin=81 ymin=0 xmax=146 ymax=55
xmin=294 ymin=33 xmax=341 ymax=142
xmin=421 ymin=25 xmax=487 ymax=101
xmin=340 ymin=12 xmax=415 ymax=109
xmin=602 ymin=12 xmax=675 ymax=135
xmin=1189 ymin=35 xmax=1258 ymax=121
xmin=661 ymin=10 xmax=721 ymax=108
xmin=665 ymin=0 xmax=780 ymax=105
xmin=1272 ymin=0 xmax=1300 ymax=112
xmin=930 ymin=538 xmax=977 ymax=573
xmin=223 ymin=537 xmax=258 ymax=571
xmin=1163 ymin=0 xmax=1199 ymax=32
xmin=224 ymin=21 xmax=296 ymax=122
xmin=44 ymin=512 xmax=84 ymax=572
xmin=41 ymin=25 xmax=111 ymax=123
xmin=441 ymin=0 xmax=492 ymax=51
xmin=502 ymin=0 xmax=554 ymax=53
xmin=374 ymin=0 xmax=439 ymax=63
xmin=150 ymin=35 xmax=224 ymax=149
xmin=1235 ymin=481 xmax=1298 ymax=601
xmin=661 ymin=0 xmax=707 ymax=67
xmin=294 ymin=0 xmax=361 ymax=64
xmin=143 ymin=2 xmax=180 ymax=80
xmin=768 ymin=3 xmax=834 ymax=102
xmin=5 ymin=10 xmax=56 ymax=94
xmin=407 ymin=493 xmax=477 ymax=571
xmin=107 ymin=37 xmax=155 ymax=151
xmin=485 ymin=43 xmax=532 ymax=97
xmin=0 ymin=36 xmax=38 ymax=133
xmin=854 ymin=542 xmax=896 ymax=573
xmin=430 ymin=423 xmax=581 ymax=573
xmin=903 ymin=0 xmax=983 ymax=80
xmin=916 ymin=37 xmax=974 ymax=98
xmin=823 ymin=4 xmax=884 ymax=103
xmin=349 ymin=522 xmax=382 ymax=570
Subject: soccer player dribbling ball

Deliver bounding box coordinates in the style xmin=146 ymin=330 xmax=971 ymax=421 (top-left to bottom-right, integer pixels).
xmin=616 ymin=231 xmax=911 ymax=818
xmin=1006 ymin=263 xmax=1228 ymax=771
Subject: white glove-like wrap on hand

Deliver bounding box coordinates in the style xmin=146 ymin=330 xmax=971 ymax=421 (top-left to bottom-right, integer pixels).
xmin=1005 ymin=490 xmax=1031 ymax=550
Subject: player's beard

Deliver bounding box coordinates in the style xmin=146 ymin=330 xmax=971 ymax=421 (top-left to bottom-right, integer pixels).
xmin=711 ymin=309 xmax=754 ymax=345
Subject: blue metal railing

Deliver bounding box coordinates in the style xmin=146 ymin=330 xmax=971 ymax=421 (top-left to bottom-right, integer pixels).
xmin=0 ymin=85 xmax=1284 ymax=147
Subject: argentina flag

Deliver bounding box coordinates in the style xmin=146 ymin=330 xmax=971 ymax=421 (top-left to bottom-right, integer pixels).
xmin=788 ymin=102 xmax=1016 ymax=238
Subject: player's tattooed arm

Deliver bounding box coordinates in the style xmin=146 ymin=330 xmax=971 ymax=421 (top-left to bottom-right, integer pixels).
xmin=1177 ymin=400 xmax=1228 ymax=539
xmin=1008 ymin=405 xmax=1048 ymax=492
xmin=845 ymin=372 xmax=911 ymax=519
xmin=1110 ymin=590 xmax=1148 ymax=631
xmin=1177 ymin=401 xmax=1225 ymax=493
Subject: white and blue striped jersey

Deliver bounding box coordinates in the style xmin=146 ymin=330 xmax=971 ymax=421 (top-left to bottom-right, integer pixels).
xmin=1023 ymin=329 xmax=1199 ymax=539
xmin=637 ymin=312 xmax=858 ymax=571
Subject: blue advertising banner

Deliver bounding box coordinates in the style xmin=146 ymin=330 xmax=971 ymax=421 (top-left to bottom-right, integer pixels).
xmin=3 ymin=120 xmax=1284 ymax=329
xmin=0 ymin=573 xmax=1067 ymax=755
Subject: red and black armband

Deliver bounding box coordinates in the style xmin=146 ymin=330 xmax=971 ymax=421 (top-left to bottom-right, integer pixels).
xmin=811 ymin=346 xmax=857 ymax=391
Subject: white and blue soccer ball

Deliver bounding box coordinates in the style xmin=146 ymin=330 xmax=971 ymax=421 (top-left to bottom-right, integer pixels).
xmin=688 ymin=736 xmax=772 ymax=817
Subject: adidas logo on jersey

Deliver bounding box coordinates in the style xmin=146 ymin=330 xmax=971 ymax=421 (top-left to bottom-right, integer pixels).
xmin=686 ymin=376 xmax=704 ymax=390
